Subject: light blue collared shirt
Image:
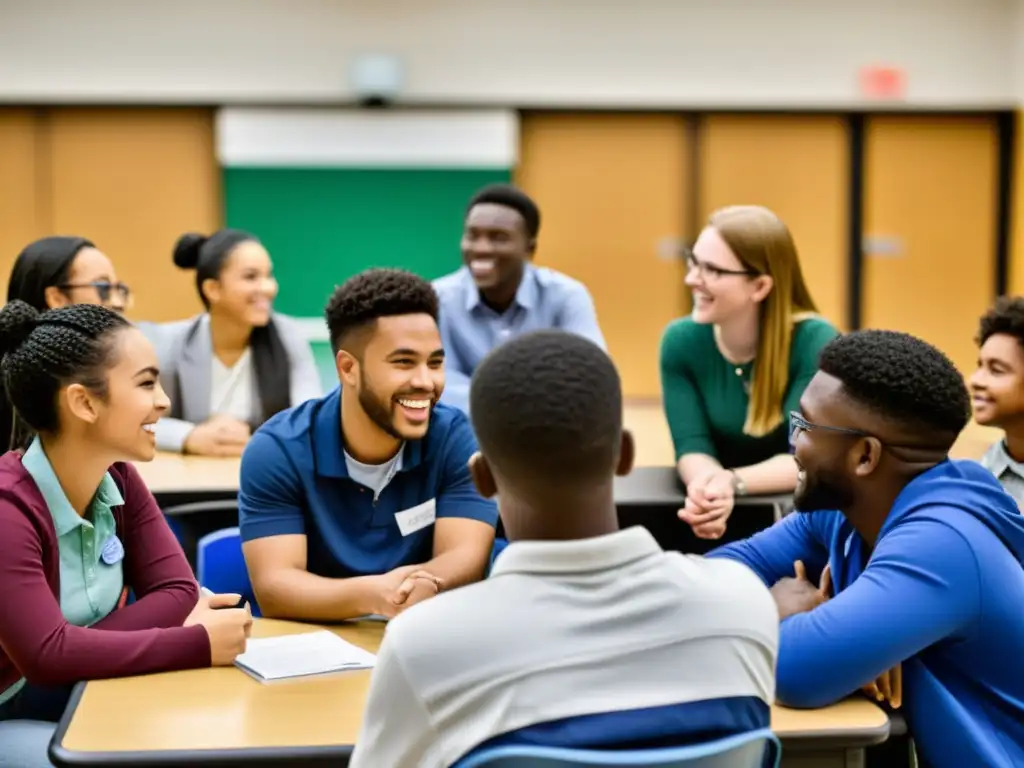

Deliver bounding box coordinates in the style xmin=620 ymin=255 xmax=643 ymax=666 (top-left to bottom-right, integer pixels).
xmin=433 ymin=265 xmax=606 ymax=412
xmin=980 ymin=439 xmax=1024 ymax=512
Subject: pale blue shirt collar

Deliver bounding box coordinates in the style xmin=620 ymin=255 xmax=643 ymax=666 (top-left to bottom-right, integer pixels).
xmin=463 ymin=264 xmax=538 ymax=314
xmin=982 ymin=439 xmax=1024 ymax=480
xmin=22 ymin=438 xmax=124 ymax=535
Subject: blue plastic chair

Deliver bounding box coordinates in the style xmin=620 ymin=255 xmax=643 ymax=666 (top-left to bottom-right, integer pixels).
xmin=454 ymin=728 xmax=780 ymax=768
xmin=195 ymin=526 xmax=261 ymax=617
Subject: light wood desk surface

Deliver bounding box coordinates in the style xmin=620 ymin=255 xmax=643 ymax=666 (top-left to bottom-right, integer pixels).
xmin=52 ymin=618 xmax=889 ymax=765
xmin=134 ymin=453 xmax=240 ymax=496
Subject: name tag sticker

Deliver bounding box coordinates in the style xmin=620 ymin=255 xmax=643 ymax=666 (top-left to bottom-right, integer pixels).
xmin=394 ymin=499 xmax=437 ymax=537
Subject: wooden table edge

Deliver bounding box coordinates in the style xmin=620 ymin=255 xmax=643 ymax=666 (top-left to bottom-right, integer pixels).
xmin=50 ymin=679 xmax=892 ymax=766
xmin=48 ymin=681 xmax=355 ymax=767
xmin=776 ymin=719 xmax=891 ymax=750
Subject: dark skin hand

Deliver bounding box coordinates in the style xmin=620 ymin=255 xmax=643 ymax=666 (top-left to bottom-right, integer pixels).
xmin=771 ymin=560 xmax=902 ymax=709
xmin=770 ymin=560 xmax=831 ymax=620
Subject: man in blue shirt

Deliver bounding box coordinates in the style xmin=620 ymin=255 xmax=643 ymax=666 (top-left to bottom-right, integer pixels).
xmin=709 ymin=330 xmax=1024 ymax=768
xmin=239 ymin=268 xmax=498 ymax=622
xmin=434 ymin=183 xmax=606 ymax=412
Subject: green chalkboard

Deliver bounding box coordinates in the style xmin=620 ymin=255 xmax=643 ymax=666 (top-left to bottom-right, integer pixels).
xmin=223 ymin=167 xmax=512 ymax=317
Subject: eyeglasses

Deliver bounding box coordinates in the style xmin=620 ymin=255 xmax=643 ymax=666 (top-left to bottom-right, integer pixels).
xmin=789 ymin=411 xmax=951 ymax=462
xmin=60 ymin=281 xmax=132 ymax=307
xmin=685 ymin=253 xmax=754 ymax=281
xmin=789 ymin=411 xmax=870 ymax=447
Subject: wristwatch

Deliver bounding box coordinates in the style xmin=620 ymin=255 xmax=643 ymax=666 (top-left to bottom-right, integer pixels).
xmin=730 ymin=470 xmax=747 ymax=497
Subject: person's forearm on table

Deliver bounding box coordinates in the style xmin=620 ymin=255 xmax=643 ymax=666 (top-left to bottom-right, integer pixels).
xmin=420 ymin=544 xmax=490 ymax=590
xmin=254 ymin=568 xmax=382 ymax=621
xmin=677 ymin=453 xmax=723 ymax=485
xmin=732 ymin=453 xmax=799 ymax=495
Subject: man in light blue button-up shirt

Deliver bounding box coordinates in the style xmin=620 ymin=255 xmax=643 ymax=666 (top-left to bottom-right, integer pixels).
xmin=433 ymin=184 xmax=605 ymax=412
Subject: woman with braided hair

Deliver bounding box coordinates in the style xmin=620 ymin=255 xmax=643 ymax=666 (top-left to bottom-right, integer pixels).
xmin=0 ymin=301 xmax=251 ymax=755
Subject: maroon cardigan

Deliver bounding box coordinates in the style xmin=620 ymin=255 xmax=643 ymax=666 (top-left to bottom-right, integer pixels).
xmin=0 ymin=452 xmax=211 ymax=696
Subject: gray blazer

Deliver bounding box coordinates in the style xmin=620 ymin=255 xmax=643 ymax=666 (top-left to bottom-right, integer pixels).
xmin=138 ymin=313 xmax=323 ymax=452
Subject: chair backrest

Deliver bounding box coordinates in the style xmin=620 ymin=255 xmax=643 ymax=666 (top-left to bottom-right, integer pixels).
xmin=196 ymin=526 xmax=261 ymax=617
xmin=454 ymin=728 xmax=780 ymax=768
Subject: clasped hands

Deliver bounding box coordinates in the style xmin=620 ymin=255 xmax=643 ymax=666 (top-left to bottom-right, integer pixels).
xmin=677 ymin=469 xmax=736 ymax=539
xmin=374 ymin=566 xmax=445 ymax=619
xmin=770 ymin=560 xmax=902 ymax=709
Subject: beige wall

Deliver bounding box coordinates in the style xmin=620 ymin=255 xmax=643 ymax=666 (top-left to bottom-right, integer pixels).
xmin=0 ymin=0 xmax=1016 ymax=108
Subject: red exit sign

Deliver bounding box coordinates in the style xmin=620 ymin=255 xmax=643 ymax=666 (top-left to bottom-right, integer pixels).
xmin=859 ymin=65 xmax=907 ymax=100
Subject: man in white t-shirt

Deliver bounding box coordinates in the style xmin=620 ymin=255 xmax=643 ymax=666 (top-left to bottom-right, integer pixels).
xmin=349 ymin=330 xmax=778 ymax=768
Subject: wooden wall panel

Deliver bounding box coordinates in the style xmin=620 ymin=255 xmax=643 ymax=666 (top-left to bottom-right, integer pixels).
xmin=863 ymin=115 xmax=998 ymax=375
xmin=1011 ymin=110 xmax=1024 ymax=297
xmin=46 ymin=108 xmax=220 ymax=322
xmin=0 ymin=109 xmax=47 ymax=294
xmin=516 ymin=113 xmax=691 ymax=399
xmin=698 ymin=114 xmax=849 ymax=330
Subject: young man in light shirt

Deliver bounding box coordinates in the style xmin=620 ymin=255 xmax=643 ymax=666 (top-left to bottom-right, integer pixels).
xmin=433 ymin=184 xmax=605 ymax=413
xmin=350 ymin=330 xmax=778 ymax=768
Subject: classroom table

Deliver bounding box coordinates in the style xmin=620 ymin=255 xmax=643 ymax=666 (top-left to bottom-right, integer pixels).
xmin=614 ymin=466 xmax=793 ymax=554
xmin=135 ymin=453 xmax=240 ymax=507
xmin=49 ymin=618 xmax=890 ymax=768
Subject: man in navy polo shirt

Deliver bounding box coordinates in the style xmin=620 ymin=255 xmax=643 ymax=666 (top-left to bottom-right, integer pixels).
xmin=238 ymin=268 xmax=499 ymax=621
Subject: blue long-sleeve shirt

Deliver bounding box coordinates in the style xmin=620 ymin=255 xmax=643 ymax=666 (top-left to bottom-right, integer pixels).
xmin=709 ymin=460 xmax=1024 ymax=768
xmin=433 ymin=265 xmax=605 ymax=413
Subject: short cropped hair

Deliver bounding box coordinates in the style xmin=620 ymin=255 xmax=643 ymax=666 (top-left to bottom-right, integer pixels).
xmin=470 ymin=330 xmax=622 ymax=483
xmin=818 ymin=330 xmax=970 ymax=439
xmin=466 ymin=184 xmax=541 ymax=239
xmin=977 ymin=296 xmax=1024 ymax=350
xmin=324 ymin=268 xmax=439 ymax=353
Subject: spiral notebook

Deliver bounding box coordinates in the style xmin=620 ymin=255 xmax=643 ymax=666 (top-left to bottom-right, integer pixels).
xmin=234 ymin=630 xmax=377 ymax=683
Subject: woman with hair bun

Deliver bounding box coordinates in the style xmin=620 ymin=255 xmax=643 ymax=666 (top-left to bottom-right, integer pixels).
xmin=0 ymin=301 xmax=251 ymax=752
xmin=139 ymin=229 xmax=322 ymax=456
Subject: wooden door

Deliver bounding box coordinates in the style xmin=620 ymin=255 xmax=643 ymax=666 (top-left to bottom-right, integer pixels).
xmin=698 ymin=114 xmax=850 ymax=330
xmin=1011 ymin=110 xmax=1024 ymax=296
xmin=0 ymin=109 xmax=47 ymax=291
xmin=515 ymin=113 xmax=691 ymax=399
xmin=45 ymin=108 xmax=221 ymax=322
xmin=862 ymin=116 xmax=998 ymax=375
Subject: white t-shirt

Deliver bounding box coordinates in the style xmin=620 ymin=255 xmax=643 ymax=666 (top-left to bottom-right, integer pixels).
xmin=345 ymin=449 xmax=404 ymax=500
xmin=349 ymin=526 xmax=779 ymax=768
xmin=210 ymin=349 xmax=253 ymax=423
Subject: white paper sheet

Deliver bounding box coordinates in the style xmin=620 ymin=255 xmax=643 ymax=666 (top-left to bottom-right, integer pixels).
xmin=234 ymin=630 xmax=377 ymax=682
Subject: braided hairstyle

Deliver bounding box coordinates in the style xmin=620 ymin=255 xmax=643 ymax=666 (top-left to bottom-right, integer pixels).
xmin=0 ymin=300 xmax=130 ymax=450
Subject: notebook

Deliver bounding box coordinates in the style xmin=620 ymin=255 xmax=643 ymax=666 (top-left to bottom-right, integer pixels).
xmin=234 ymin=630 xmax=377 ymax=683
